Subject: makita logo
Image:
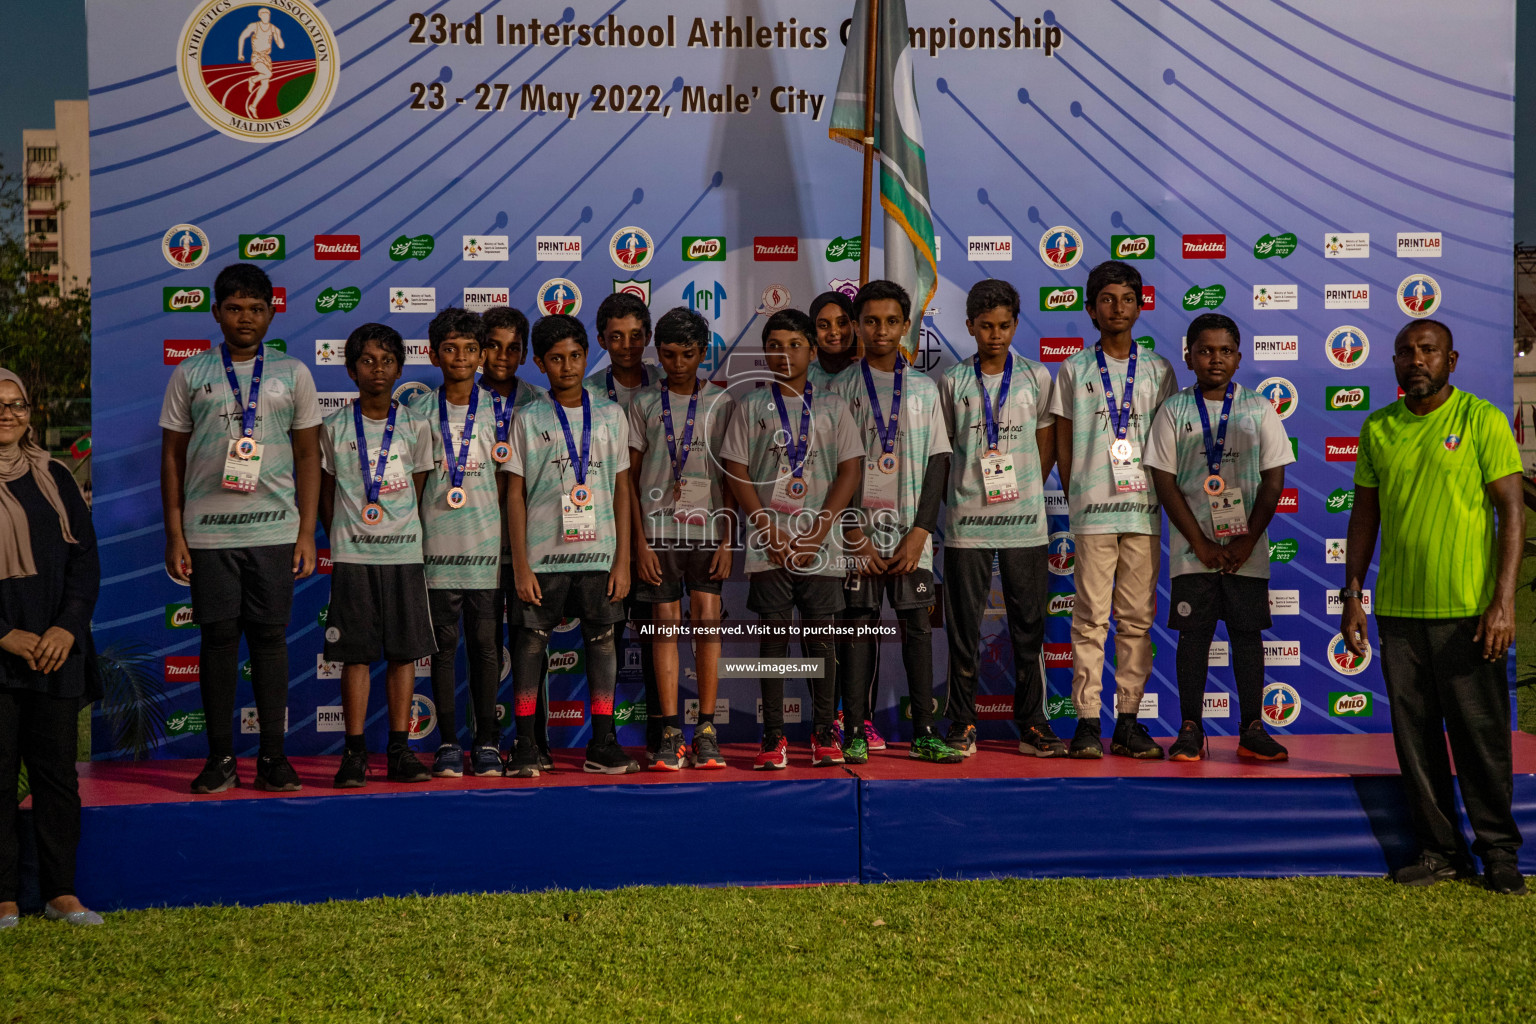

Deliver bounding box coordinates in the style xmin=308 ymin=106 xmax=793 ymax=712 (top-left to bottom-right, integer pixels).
xmin=974 ymin=696 xmax=1013 ymax=721
xmin=1182 ymin=234 xmax=1226 ymax=258
xmin=164 ymin=656 xmax=200 ymax=681
xmin=1276 ymin=489 xmax=1299 ymax=513
xmin=314 ymin=235 xmax=361 ymax=259
xmin=753 ymin=236 xmax=798 ymax=261
xmin=1039 ymin=337 xmax=1083 ymax=362
xmin=1044 ymin=643 xmax=1072 ymax=669
xmin=164 ymin=339 xmax=210 ymax=365
xmin=1324 ymin=437 xmax=1359 ymax=461
xmin=317 ymin=549 xmax=333 ymax=574
xmin=548 ymin=701 xmax=586 ymax=724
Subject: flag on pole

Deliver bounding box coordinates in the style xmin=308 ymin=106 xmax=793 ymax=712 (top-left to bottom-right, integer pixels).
xmin=830 ymin=0 xmax=937 ymax=362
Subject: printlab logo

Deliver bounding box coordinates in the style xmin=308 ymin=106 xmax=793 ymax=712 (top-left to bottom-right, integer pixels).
xmin=1109 ymin=234 xmax=1154 ymax=260
xmin=536 ymin=235 xmax=582 ymax=261
xmin=968 ymin=235 xmax=1014 ymax=262
xmin=1253 ymin=232 xmax=1296 ymax=259
xmin=1039 ymin=286 xmax=1083 ymax=311
xmin=462 ymin=235 xmax=509 ymax=261
xmin=1261 ymin=682 xmax=1301 ymax=727
xmin=1046 ymin=532 xmax=1075 ymax=575
xmin=162 ymin=224 xmax=209 ymax=269
xmin=177 ymin=0 xmax=340 ymax=142
xmin=1326 ymin=326 xmax=1369 ymax=369
xmin=538 ymin=278 xmax=582 ymax=315
xmin=610 ymin=226 xmax=653 ymax=270
xmin=1256 ymin=377 xmax=1297 ymax=420
xmin=390 ymin=234 xmax=435 ymax=261
xmin=1397 ymin=275 xmax=1440 ymax=318
xmin=1037 ymin=227 xmax=1080 ymax=269
xmin=682 ymin=236 xmax=725 ymax=261
xmin=1396 ymin=232 xmax=1442 ymax=258
xmin=1324 ymin=284 xmax=1370 ymax=309
xmin=239 ymin=233 xmax=285 ymax=260
xmin=1328 ymin=633 xmax=1371 ymax=676
xmin=463 ymin=288 xmax=510 ymax=313
xmin=1252 ymin=335 xmax=1298 ymax=361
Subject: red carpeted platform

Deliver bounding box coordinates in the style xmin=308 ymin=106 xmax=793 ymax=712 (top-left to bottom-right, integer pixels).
xmin=52 ymin=734 xmax=1536 ymax=909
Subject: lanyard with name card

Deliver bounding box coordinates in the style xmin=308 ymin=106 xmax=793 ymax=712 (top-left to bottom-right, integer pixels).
xmin=553 ymin=391 xmax=597 ymax=542
xmin=973 ymin=354 xmax=1018 ymax=505
xmin=354 ymin=399 xmax=402 ymax=526
xmin=1096 ymin=342 xmax=1146 ymax=493
xmin=769 ymin=381 xmax=813 ymax=513
xmin=606 ymin=365 xmax=649 ymax=404
xmin=219 ymin=343 xmax=265 ymax=492
xmin=661 ymin=379 xmax=709 ymax=524
xmin=1196 ymin=382 xmax=1247 ymax=537
xmin=483 ymin=381 xmax=513 ymax=464
xmin=860 ymin=358 xmax=903 ymax=510
xmin=439 ymin=385 xmax=480 ymax=509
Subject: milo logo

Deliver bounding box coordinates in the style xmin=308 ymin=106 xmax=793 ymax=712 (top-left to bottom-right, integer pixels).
xmin=1110 ymin=234 xmax=1154 ymax=259
xmin=1047 ymin=593 xmax=1075 ymax=616
xmin=315 ymin=286 xmax=363 ymax=313
xmin=1182 ymin=284 xmax=1226 ymax=310
xmin=1326 ymin=386 xmax=1369 ymax=411
xmin=166 ymin=710 xmax=207 ymax=736
xmin=1268 ymin=538 xmax=1298 ymax=563
xmin=1326 ymin=488 xmax=1355 ymax=513
xmin=163 ymin=287 xmax=211 ymax=312
xmin=1040 ymin=286 xmax=1083 ymax=311
xmin=1329 ymin=691 xmax=1373 ymax=716
xmin=1253 ymin=232 xmax=1298 ymax=259
xmin=239 ymin=234 xmax=285 ymax=260
xmin=683 ymin=236 xmax=725 ymax=261
xmin=547 ymin=649 xmax=583 ymax=674
xmin=1045 ymin=696 xmax=1077 ymax=719
xmin=825 ymin=236 xmax=862 ymax=262
xmin=389 ymin=234 xmax=435 ymax=261
xmin=165 ymin=603 xmax=195 ymax=629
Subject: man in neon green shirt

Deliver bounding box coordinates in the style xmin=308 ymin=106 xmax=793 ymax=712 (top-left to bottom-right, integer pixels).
xmin=1343 ymin=319 xmax=1525 ymax=895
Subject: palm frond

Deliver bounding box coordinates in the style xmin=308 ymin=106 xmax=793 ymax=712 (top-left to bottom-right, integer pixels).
xmin=95 ymin=639 xmax=168 ymax=761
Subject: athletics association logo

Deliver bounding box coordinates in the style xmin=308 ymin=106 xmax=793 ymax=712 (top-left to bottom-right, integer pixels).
xmin=1038 ymin=226 xmax=1082 ymax=270
xmin=1327 ymin=633 xmax=1370 ymax=675
xmin=408 ymin=694 xmax=437 ymax=741
xmin=1046 ymin=531 xmax=1076 ymax=575
xmin=162 ymin=224 xmax=209 ymax=270
xmin=177 ymin=0 xmax=340 ymax=143
xmin=1444 ymin=434 xmax=1461 ymax=451
xmin=537 ymin=278 xmax=581 ymax=316
xmin=1326 ymin=326 xmax=1369 ymax=369
xmin=1397 ymin=274 xmax=1440 ymax=318
xmin=1257 ymin=377 xmax=1298 ymax=420
xmin=1261 ymin=682 xmax=1301 ymax=728
xmin=610 ymin=226 xmax=653 ymax=270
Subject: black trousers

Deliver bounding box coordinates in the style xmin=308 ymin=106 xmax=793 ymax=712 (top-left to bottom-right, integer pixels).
xmin=501 ymin=584 xmax=548 ymax=750
xmin=0 ymin=690 xmax=80 ymax=903
xmin=428 ymin=588 xmax=501 ymax=747
xmin=1378 ymin=615 xmax=1522 ymax=862
xmin=942 ymin=546 xmax=1049 ymax=729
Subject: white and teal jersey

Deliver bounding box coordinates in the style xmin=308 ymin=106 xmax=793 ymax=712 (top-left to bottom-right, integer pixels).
xmin=158 ymin=346 xmax=322 ymax=550
xmin=508 ymin=394 xmax=629 ymax=575
xmin=490 ymin=377 xmax=550 ymax=567
xmin=807 ymin=361 xmax=844 ymax=392
xmin=941 ymin=355 xmax=1055 ymax=549
xmin=1047 ymin=345 xmax=1177 ymax=536
xmin=583 ymin=360 xmax=662 ymax=410
xmin=419 ymin=387 xmax=505 ymax=590
xmin=628 ymin=380 xmax=736 ymax=543
xmin=319 ymin=402 xmax=434 ymax=565
xmin=830 ymin=361 xmax=951 ymax=570
xmin=1144 ymin=385 xmax=1295 ymax=579
xmin=719 ymin=382 xmax=864 ymax=578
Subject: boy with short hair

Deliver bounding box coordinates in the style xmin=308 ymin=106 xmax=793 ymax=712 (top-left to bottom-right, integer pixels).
xmin=833 ymin=280 xmax=958 ymax=765
xmin=419 ymin=307 xmax=505 ymax=778
xmin=481 ymin=306 xmax=553 ymax=770
xmin=1145 ymin=313 xmax=1293 ymax=761
xmin=940 ymin=279 xmax=1066 ymax=758
xmin=628 ymin=307 xmax=736 ymax=769
xmin=319 ymin=323 xmax=438 ymax=788
xmin=505 ymin=314 xmax=638 ymax=777
xmin=160 ymin=262 xmax=321 ymax=794
xmin=809 ymin=291 xmax=857 ymax=391
xmin=1050 ymin=259 xmax=1178 ymax=760
xmin=721 ymin=309 xmax=863 ymax=769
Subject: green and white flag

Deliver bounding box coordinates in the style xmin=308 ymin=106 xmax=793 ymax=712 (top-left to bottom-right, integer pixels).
xmin=830 ymin=0 xmax=937 ymax=362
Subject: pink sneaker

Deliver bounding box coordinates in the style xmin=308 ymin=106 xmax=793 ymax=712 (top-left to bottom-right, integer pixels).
xmin=863 ymin=720 xmax=887 ymax=751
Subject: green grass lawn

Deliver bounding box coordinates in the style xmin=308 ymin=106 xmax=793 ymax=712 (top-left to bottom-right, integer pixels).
xmin=4 ymin=878 xmax=1532 ymax=1023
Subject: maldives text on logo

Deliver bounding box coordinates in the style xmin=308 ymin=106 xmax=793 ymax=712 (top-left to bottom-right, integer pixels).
xmin=162 ymin=224 xmax=209 ymax=270
xmin=239 ymin=234 xmax=284 ymax=260
xmin=1261 ymin=681 xmax=1301 ymax=726
xmin=1324 ymin=233 xmax=1369 ymax=258
xmin=1110 ymin=234 xmax=1154 ymax=260
xmin=1328 ymin=633 xmax=1371 ymax=675
xmin=1038 ymin=227 xmax=1080 ymax=269
xmin=1253 ymin=232 xmax=1296 ymax=259
xmin=1326 ymin=325 xmax=1369 ymax=369
xmin=1252 ymin=285 xmax=1297 ymax=310
xmin=1325 ymin=284 xmax=1370 ymax=309
xmin=314 ymin=234 xmax=360 ymax=260
xmin=1257 ymin=377 xmax=1297 ymax=420
xmin=1326 ymin=386 xmax=1369 ymax=411
xmin=390 ymin=234 xmax=434 ymax=261
xmin=1046 ymin=532 xmax=1075 ymax=575
xmin=177 ymin=0 xmax=339 ymax=142
xmin=463 ymin=288 xmax=509 ymax=313
xmin=389 ymin=288 xmax=436 ymax=313
xmin=537 ymin=278 xmax=581 ymax=316
xmin=462 ymin=235 xmax=509 ymax=261
xmin=1181 ymin=234 xmax=1225 ymax=259
xmin=753 ymin=236 xmax=798 ymax=261
xmin=163 ymin=287 xmax=211 ymax=312
xmin=682 ymin=236 xmax=726 ymax=261
xmin=610 ymin=226 xmax=653 ymax=269
xmin=1039 ymin=337 xmax=1083 ymax=362
xmin=1329 ymin=692 xmax=1373 ymax=717
xmin=536 ymin=235 xmax=582 ymax=261
xmin=1396 ymin=232 xmax=1442 ymax=258
xmin=1039 ymin=286 xmax=1083 ymax=311
xmin=1397 ymin=275 xmax=1439 ymax=318
xmin=165 ymin=339 xmax=210 ymax=365
xmin=968 ymin=235 xmax=1013 ymax=262
xmin=1253 ymin=335 xmax=1298 ymax=361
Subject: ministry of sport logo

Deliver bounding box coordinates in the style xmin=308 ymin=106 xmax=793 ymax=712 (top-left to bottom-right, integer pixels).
xmin=178 ymin=1 xmax=340 ymax=143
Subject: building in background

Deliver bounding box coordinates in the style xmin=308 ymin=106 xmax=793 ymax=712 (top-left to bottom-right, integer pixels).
xmin=22 ymin=99 xmax=90 ymax=293
xmin=1514 ymin=246 xmax=1536 ymax=474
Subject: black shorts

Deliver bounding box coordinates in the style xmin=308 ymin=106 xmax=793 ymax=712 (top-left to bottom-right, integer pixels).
xmin=633 ymin=539 xmax=725 ymax=603
xmin=1167 ymin=572 xmax=1274 ymax=632
xmin=843 ymin=568 xmax=937 ymax=613
xmin=324 ymin=562 xmax=437 ymax=664
xmin=517 ymin=570 xmax=626 ymax=631
xmin=746 ymin=569 xmax=845 ymax=619
xmin=188 ymin=544 xmax=295 ymax=625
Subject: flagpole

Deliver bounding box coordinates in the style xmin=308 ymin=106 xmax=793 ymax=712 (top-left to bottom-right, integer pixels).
xmin=858 ymin=0 xmax=879 ymax=289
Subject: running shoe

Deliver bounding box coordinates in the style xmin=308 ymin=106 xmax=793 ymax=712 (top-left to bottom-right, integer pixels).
xmin=1485 ymin=855 xmax=1529 ymax=896
xmin=652 ymin=727 xmax=686 ymax=772
xmin=831 ymin=710 xmax=845 ymax=746
xmin=471 ymin=745 xmax=505 ymax=777
xmin=811 ymin=727 xmax=845 ymax=767
xmin=1236 ymin=720 xmax=1289 ymax=761
xmin=754 ymin=731 xmax=789 ymax=771
xmin=191 ymin=755 xmax=238 ymax=794
xmin=843 ymin=727 xmax=869 ymax=765
xmin=1068 ymin=720 xmax=1104 ymax=760
xmin=691 ymin=722 xmax=726 ymax=769
xmin=1110 ymin=717 xmax=1164 ymax=760
xmin=909 ymin=729 xmax=963 ymax=764
xmin=537 ymin=745 xmax=555 ymax=772
xmin=254 ymin=754 xmax=302 ymax=792
xmin=387 ymin=745 xmax=432 ymax=783
xmin=944 ymin=723 xmax=978 ymax=758
xmin=1018 ymin=724 xmax=1068 ymax=758
xmin=584 ymin=733 xmax=641 ymax=775
xmin=333 ymin=748 xmax=369 ymax=789
xmin=432 ymin=743 xmax=465 ymax=778
xmin=1393 ymin=853 xmax=1473 ymax=887
xmin=864 ymin=719 xmax=887 ymax=751
xmin=506 ymin=735 xmax=542 ymax=779
xmin=1167 ymin=720 xmax=1206 ymax=763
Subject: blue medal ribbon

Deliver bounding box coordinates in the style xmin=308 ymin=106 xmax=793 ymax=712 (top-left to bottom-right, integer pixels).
xmin=1194 ymin=381 xmax=1237 ymax=478
xmin=972 ymin=353 xmax=1013 ymax=453
xmin=551 ymin=390 xmax=593 ymax=486
xmin=482 ymin=380 xmax=512 ymax=442
xmin=439 ymin=385 xmax=480 ymax=491
xmin=353 ymin=399 xmax=399 ymax=507
xmin=771 ymin=380 xmax=814 ymax=480
xmin=860 ymin=357 xmax=904 ymax=456
xmin=221 ymin=342 xmax=264 ymax=442
xmin=1094 ymin=342 xmax=1138 ymax=441
xmin=660 ymin=379 xmax=702 ymax=486
xmin=606 ymin=365 xmax=649 ymax=404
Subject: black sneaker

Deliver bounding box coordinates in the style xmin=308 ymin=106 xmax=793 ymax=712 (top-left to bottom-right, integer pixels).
xmin=254 ymin=754 xmax=302 ymax=792
xmin=191 ymin=755 xmax=238 ymax=794
xmin=537 ymin=745 xmax=556 ymax=772
xmin=1018 ymin=723 xmax=1068 ymax=758
xmin=1393 ymin=853 xmax=1474 ymax=887
xmin=584 ymin=733 xmax=641 ymax=775
xmin=1167 ymin=721 xmax=1206 ymax=762
xmin=386 ymin=745 xmax=431 ymax=783
xmin=1110 ymin=717 xmax=1164 ymax=760
xmin=1484 ymin=855 xmax=1528 ymax=895
xmin=1067 ymin=719 xmax=1103 ymax=760
xmin=506 ymin=735 xmax=542 ymax=779
xmin=333 ymin=748 xmax=369 ymax=789
xmin=945 ymin=723 xmax=978 ymax=758
xmin=1236 ymin=719 xmax=1289 ymax=761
